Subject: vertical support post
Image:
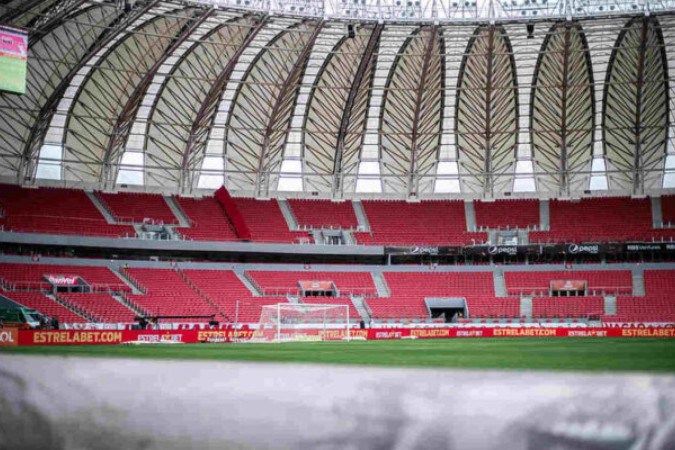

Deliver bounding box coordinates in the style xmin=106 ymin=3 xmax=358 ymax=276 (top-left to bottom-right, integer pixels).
xmin=277 ymin=303 xmax=281 ymax=343
xmin=322 ymin=308 xmax=327 ymax=341
xmin=234 ymin=300 xmax=239 ymax=343
xmin=346 ymin=305 xmax=350 ymax=341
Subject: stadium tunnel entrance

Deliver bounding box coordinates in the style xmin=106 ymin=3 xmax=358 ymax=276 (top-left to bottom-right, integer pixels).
xmin=425 ymin=298 xmax=467 ymax=323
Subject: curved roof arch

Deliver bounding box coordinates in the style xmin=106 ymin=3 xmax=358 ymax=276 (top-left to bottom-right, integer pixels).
xmin=1 ymin=1 xmax=674 ymax=200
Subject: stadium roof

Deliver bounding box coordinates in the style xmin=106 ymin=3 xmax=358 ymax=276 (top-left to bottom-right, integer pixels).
xmin=1 ymin=0 xmax=675 ymax=199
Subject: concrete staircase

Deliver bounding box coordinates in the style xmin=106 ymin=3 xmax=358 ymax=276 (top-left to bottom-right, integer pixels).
xmin=277 ymin=199 xmax=299 ymax=230
xmin=234 ymin=270 xmax=263 ymax=296
xmin=350 ymin=296 xmax=372 ymax=322
xmin=86 ymin=191 xmax=117 ymax=224
xmin=539 ymin=200 xmax=550 ymax=231
xmin=651 ymin=196 xmax=663 ymax=228
xmin=287 ymin=294 xmax=301 ymax=304
xmin=520 ymin=297 xmax=532 ymax=319
xmin=493 ymin=269 xmax=507 ymax=297
xmin=112 ymin=293 xmax=147 ymax=318
xmin=517 ymin=229 xmax=529 ymax=245
xmin=604 ymin=296 xmax=617 ymax=316
xmin=50 ymin=293 xmax=98 ymax=322
xmin=110 ymin=266 xmax=144 ymax=294
xmin=352 ymin=201 xmax=371 ymax=232
xmin=371 ymin=272 xmax=390 ymax=297
xmin=163 ymin=196 xmax=191 ymax=227
xmin=176 ymin=269 xmax=229 ymax=321
xmin=632 ymin=269 xmax=645 ymax=297
xmin=464 ymin=201 xmax=477 ymax=231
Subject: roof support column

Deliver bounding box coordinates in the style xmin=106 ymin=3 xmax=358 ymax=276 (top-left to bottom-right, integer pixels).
xmin=101 ymin=7 xmax=215 ymax=190
xmin=332 ymin=23 xmax=383 ymax=199
xmin=407 ymin=26 xmax=438 ymax=199
xmin=255 ymin=21 xmax=325 ymax=198
xmin=180 ymin=15 xmax=269 ymax=195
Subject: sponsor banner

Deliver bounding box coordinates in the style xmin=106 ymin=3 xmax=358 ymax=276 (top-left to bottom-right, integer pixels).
xmin=15 ymin=327 xmax=675 ymax=346
xmin=299 ymin=280 xmax=333 ymax=292
xmin=565 ymin=243 xmax=601 ymax=255
xmin=463 ymin=245 xmax=535 ymax=257
xmin=625 ymin=243 xmax=667 ymax=252
xmin=385 ymin=246 xmax=458 ymax=256
xmin=550 ymin=280 xmax=586 ymax=291
xmin=44 ymin=274 xmax=81 ymax=286
xmin=0 ymin=26 xmax=27 ymax=94
xmin=0 ymin=328 xmax=18 ymax=346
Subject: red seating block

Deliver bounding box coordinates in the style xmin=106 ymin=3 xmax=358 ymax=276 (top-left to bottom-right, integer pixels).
xmin=358 ymin=200 xmax=487 ymax=246
xmin=58 ymin=293 xmax=137 ymax=323
xmin=175 ymin=196 xmax=238 ymax=242
xmin=246 ymin=271 xmax=377 ymax=297
xmin=0 ymin=184 xmax=134 ymax=237
xmin=97 ymin=192 xmax=178 ymax=224
xmin=234 ymin=198 xmax=310 ymax=243
xmin=124 ymin=268 xmax=220 ymax=322
xmin=2 ymin=290 xmax=86 ymax=323
xmin=474 ymin=199 xmax=539 ymax=229
xmin=288 ymin=199 xmax=358 ymax=229
xmin=504 ymin=271 xmax=633 ymax=296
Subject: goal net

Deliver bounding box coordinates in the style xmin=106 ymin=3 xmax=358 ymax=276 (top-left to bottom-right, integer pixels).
xmin=249 ymin=303 xmax=350 ymax=343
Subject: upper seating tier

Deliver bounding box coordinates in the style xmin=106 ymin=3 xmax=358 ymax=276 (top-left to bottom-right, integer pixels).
xmin=0 ymin=184 xmax=135 ymax=237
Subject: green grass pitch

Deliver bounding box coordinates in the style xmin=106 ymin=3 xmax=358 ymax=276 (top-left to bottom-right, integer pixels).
xmin=2 ymin=338 xmax=675 ymax=372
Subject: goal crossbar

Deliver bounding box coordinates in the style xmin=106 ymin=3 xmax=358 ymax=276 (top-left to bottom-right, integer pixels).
xmin=249 ymin=303 xmax=351 ymax=343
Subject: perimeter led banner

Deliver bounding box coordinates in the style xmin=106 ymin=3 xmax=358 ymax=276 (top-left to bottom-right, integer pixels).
xmin=0 ymin=26 xmax=28 ymax=94
xmin=15 ymin=326 xmax=675 ymax=346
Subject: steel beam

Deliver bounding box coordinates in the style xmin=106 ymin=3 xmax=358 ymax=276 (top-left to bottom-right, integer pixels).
xmin=483 ymin=25 xmax=495 ymax=198
xmin=18 ymin=0 xmax=159 ymax=184
xmin=101 ymin=7 xmax=215 ymax=189
xmin=255 ymin=21 xmax=325 ymax=198
xmin=332 ymin=23 xmax=383 ymax=198
xmin=407 ymin=26 xmax=438 ymax=198
xmin=180 ymin=15 xmax=268 ymax=194
xmin=28 ymin=0 xmax=89 ymax=45
xmin=0 ymin=0 xmax=47 ymax=25
xmin=633 ymin=17 xmax=648 ymax=195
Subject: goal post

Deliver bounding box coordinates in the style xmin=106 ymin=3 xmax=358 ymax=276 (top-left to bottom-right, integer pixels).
xmin=249 ymin=303 xmax=351 ymax=343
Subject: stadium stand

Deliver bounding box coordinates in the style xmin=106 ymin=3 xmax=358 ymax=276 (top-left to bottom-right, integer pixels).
xmin=1 ymin=290 xmax=87 ymax=323
xmin=504 ymin=271 xmax=633 ymax=296
xmin=532 ymin=296 xmax=604 ymax=319
xmin=181 ymin=270 xmax=287 ymax=323
xmin=0 ymin=263 xmax=131 ymax=293
xmin=96 ymin=192 xmax=178 ymax=224
xmin=530 ymin=197 xmax=675 ymax=243
xmin=246 ymin=271 xmax=378 ymax=297
xmin=0 ymin=262 xmax=670 ymax=324
xmin=661 ymin=195 xmax=675 ymax=226
xmin=57 ymin=293 xmax=137 ymax=323
xmin=287 ymin=199 xmax=359 ymax=229
xmin=0 ymin=184 xmax=135 ymax=237
xmin=474 ymin=199 xmax=539 ymax=230
xmin=175 ymin=196 xmax=239 ymax=242
xmin=123 ymin=268 xmax=221 ymax=322
xmin=234 ymin=198 xmax=310 ymax=243
xmin=366 ymin=272 xmax=518 ymax=320
xmin=355 ymin=200 xmax=488 ymax=246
